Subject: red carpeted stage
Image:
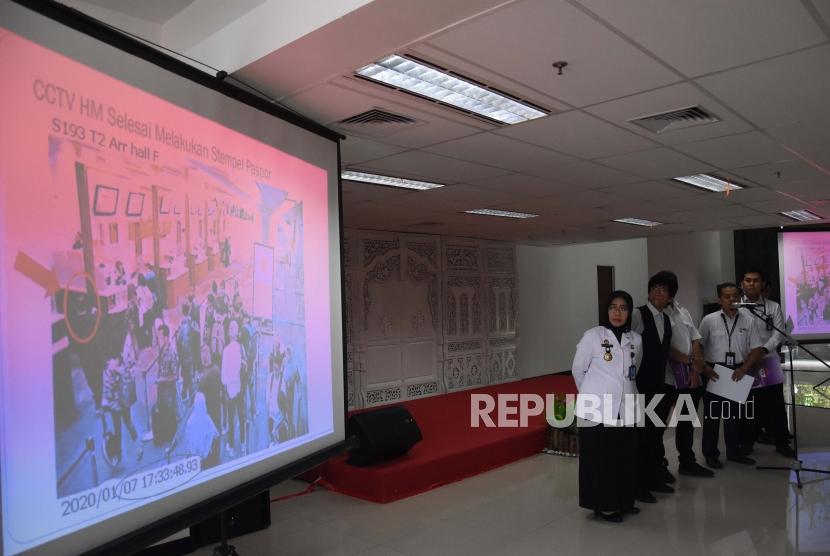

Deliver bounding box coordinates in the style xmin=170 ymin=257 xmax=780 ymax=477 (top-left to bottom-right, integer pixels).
xmin=316 ymin=374 xmax=577 ymax=503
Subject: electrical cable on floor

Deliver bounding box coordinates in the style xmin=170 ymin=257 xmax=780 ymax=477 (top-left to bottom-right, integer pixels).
xmin=270 ymin=477 xmax=321 ymax=503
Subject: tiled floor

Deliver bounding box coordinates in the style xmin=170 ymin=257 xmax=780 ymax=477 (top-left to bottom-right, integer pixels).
xmin=192 ymin=440 xmax=830 ymax=556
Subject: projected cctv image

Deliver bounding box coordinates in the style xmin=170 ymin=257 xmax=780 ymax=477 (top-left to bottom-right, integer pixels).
xmin=49 ymin=146 xmax=310 ymax=499
xmin=781 ymin=232 xmax=830 ymax=336
xmin=1 ymin=24 xmax=336 ymax=554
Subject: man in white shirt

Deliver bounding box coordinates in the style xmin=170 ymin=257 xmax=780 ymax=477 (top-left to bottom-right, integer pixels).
xmin=665 ymin=287 xmax=714 ymax=478
xmin=740 ymin=267 xmax=793 ymax=457
xmin=698 ymin=282 xmax=764 ymax=467
xmin=221 ymin=320 xmax=246 ymax=457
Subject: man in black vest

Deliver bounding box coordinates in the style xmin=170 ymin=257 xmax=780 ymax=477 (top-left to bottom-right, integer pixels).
xmin=630 ymin=271 xmax=676 ymax=503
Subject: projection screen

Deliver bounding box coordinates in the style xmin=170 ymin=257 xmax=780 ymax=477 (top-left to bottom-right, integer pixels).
xmin=0 ymin=2 xmax=345 ymax=554
xmin=779 ymin=230 xmax=830 ymax=341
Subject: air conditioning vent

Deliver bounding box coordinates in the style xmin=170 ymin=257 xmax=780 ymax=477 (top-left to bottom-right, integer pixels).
xmin=335 ymin=108 xmax=422 ymax=138
xmin=340 ymin=109 xmax=417 ymax=125
xmin=628 ymin=105 xmax=721 ymax=134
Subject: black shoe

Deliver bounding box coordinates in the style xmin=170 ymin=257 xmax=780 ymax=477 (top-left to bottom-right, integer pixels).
xmin=726 ymin=455 xmax=756 ymax=465
xmin=776 ymin=444 xmax=795 ymax=458
xmin=678 ymin=462 xmax=715 ymax=477
xmin=594 ymin=510 xmax=623 ymax=523
xmin=635 ymin=491 xmax=657 ymax=504
xmin=649 ymin=482 xmax=674 ymax=494
xmin=705 ymin=458 xmax=723 ymax=469
xmin=659 ymin=466 xmax=676 ymax=484
xmin=622 ymin=506 xmax=640 ymax=515
xmin=756 ymin=433 xmax=775 ymax=445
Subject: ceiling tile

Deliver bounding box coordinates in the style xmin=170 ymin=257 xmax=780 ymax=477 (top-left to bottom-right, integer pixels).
xmin=732 ymin=213 xmax=792 ymax=228
xmin=415 ymin=183 xmax=520 ymax=206
xmin=539 ymin=189 xmax=619 ymax=209
xmin=426 ymin=0 xmax=680 ymax=107
xmin=695 ymin=204 xmax=761 ymax=219
xmin=341 ymin=135 xmax=409 ymax=166
xmin=661 ymin=210 xmax=723 ymax=223
xmin=360 ymin=151 xmax=511 ymax=183
xmin=549 ymin=160 xmax=643 ymax=188
xmin=656 ymin=194 xmax=731 ymax=211
xmin=603 ymin=201 xmax=671 ymax=220
xmin=600 ymin=181 xmax=704 ymax=201
xmin=469 ymin=173 xmax=584 ymax=197
xmin=765 ymin=120 xmax=830 ymax=161
xmin=379 ymin=192 xmax=479 ymax=214
xmin=577 ymin=0 xmax=826 ymax=76
xmin=746 ymin=198 xmax=814 ymax=213
xmin=341 ymin=181 xmax=413 ymax=202
xmin=596 ymin=147 xmax=713 ymax=180
xmin=584 ymin=82 xmax=754 ymax=145
xmin=814 ymin=0 xmax=830 ymax=26
xmin=674 ymin=131 xmax=792 ymax=170
xmin=728 ymin=159 xmax=825 ymax=187
xmin=421 ymin=133 xmax=575 ymax=174
xmin=496 ymin=111 xmax=659 ymax=159
xmin=696 ymin=45 xmax=830 ymax=129
xmin=773 ymin=177 xmax=830 ymax=201
xmin=711 ymin=185 xmax=786 ymax=204
xmin=342 ymin=202 xmax=443 ymax=230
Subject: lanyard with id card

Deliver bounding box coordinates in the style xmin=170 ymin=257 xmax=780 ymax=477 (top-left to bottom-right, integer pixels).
xmin=721 ymin=312 xmax=738 ymax=366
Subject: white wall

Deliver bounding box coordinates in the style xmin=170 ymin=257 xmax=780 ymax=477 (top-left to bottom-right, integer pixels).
xmin=648 ymin=230 xmax=736 ymax=324
xmin=518 ymin=231 xmax=737 ymax=378
xmin=517 ymin=238 xmax=649 ymax=378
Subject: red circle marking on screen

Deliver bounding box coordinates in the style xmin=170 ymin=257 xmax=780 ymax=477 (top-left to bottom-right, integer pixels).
xmin=62 ymin=271 xmax=102 ymax=344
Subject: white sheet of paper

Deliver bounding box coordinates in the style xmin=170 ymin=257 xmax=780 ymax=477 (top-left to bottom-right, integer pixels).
xmin=706 ymin=364 xmax=754 ymax=403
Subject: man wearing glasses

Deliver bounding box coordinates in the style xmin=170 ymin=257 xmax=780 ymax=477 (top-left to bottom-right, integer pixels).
xmin=630 ymin=271 xmax=676 ymax=504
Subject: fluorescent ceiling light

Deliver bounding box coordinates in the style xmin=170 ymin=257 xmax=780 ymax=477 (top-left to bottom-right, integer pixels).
xmin=356 ymin=55 xmax=546 ymax=125
xmin=613 ymin=217 xmax=663 ymax=227
xmin=341 ymin=170 xmax=444 ymax=190
xmin=781 ymin=209 xmax=821 ymax=222
xmin=464 ymin=209 xmax=538 ymax=219
xmin=672 ymin=174 xmax=743 ymax=192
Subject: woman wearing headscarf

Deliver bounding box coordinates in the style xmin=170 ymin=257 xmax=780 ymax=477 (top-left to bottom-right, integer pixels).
xmin=572 ymin=290 xmax=642 ymax=522
xmin=181 ymin=392 xmax=220 ymax=469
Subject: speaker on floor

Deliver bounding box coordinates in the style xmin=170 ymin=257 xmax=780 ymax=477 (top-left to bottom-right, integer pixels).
xmin=189 ymin=491 xmax=271 ymax=547
xmin=347 ymin=404 xmax=422 ymax=466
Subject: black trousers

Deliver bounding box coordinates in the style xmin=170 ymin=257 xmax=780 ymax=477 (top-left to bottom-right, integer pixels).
xmin=655 ymin=385 xmax=678 ymax=465
xmin=751 ymin=383 xmax=789 ymax=448
xmin=674 ymin=386 xmax=704 ymax=465
xmin=702 ymin=366 xmax=753 ymax=459
xmin=637 ymin=389 xmax=676 ymax=491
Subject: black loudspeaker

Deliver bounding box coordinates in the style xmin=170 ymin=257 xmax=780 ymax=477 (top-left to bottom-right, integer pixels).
xmin=188 ymin=491 xmax=271 ymax=547
xmin=347 ymin=404 xmax=422 ymax=466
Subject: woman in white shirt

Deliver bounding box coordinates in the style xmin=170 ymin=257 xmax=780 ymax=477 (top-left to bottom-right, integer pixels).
xmin=573 ymin=290 xmax=643 ymax=523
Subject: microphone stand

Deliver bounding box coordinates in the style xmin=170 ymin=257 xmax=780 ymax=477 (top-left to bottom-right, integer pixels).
xmin=742 ymin=304 xmax=830 ymax=489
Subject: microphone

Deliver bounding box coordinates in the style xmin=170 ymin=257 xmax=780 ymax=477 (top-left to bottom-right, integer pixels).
xmin=732 ymin=302 xmax=760 ymax=308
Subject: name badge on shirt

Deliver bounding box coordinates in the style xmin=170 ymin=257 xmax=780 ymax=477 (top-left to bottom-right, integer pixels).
xmin=601 ymin=339 xmax=613 ymax=362
xmin=628 ymin=365 xmax=636 ymax=381
xmin=725 ymin=352 xmax=736 ymax=366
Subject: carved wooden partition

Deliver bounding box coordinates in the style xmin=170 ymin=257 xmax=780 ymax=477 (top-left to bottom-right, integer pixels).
xmin=343 ymin=230 xmax=517 ymax=409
